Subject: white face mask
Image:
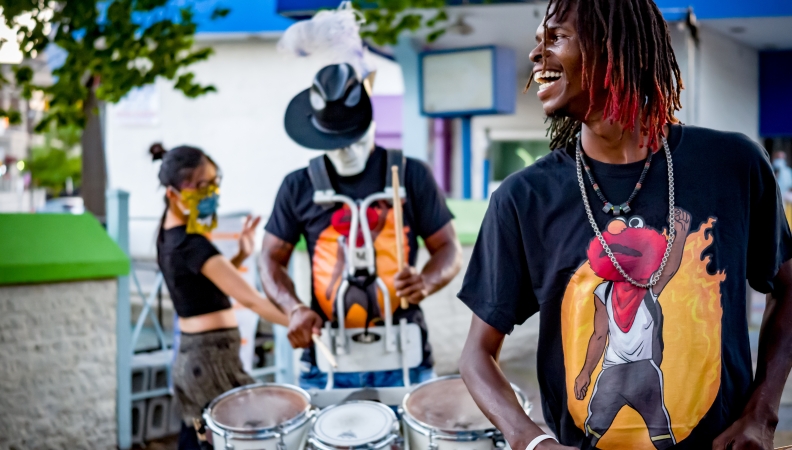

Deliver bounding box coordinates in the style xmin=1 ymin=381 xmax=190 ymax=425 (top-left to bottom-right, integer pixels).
xmin=326 ymin=123 xmax=376 ymax=176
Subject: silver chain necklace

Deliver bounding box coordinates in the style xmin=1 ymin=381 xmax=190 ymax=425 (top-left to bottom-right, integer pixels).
xmin=575 ymin=135 xmax=676 ymax=289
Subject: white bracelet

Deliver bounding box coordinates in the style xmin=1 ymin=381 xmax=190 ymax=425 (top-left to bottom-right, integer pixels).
xmin=526 ymin=434 xmax=557 ymax=450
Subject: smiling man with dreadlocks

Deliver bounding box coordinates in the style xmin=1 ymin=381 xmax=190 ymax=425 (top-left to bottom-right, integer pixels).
xmin=457 ymin=0 xmax=792 ymax=449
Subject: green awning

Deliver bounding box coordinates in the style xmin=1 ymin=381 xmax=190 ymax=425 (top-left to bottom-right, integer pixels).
xmin=0 ymin=213 xmax=130 ymax=285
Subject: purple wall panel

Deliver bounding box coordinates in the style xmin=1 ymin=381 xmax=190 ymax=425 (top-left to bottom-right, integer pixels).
xmin=433 ymin=118 xmax=452 ymax=193
xmin=371 ymin=95 xmax=403 ymax=150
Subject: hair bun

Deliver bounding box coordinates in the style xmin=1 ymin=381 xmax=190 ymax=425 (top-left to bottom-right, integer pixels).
xmin=149 ymin=143 xmax=167 ymax=161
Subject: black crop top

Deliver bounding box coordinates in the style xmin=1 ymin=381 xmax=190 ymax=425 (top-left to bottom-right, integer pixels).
xmin=157 ymin=226 xmax=231 ymax=318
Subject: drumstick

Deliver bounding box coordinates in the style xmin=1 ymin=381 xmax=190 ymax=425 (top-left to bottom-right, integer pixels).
xmin=391 ymin=165 xmax=409 ymax=310
xmin=312 ymin=334 xmax=337 ymax=368
xmin=776 ymin=446 xmax=792 ymax=450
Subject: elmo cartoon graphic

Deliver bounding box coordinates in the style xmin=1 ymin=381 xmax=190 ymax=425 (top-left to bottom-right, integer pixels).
xmin=575 ymin=209 xmax=691 ymax=450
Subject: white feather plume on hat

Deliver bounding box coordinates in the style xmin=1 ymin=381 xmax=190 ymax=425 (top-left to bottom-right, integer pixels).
xmin=277 ymin=3 xmax=376 ymax=82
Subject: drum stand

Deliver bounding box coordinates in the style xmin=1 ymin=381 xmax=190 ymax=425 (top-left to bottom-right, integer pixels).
xmin=312 ymin=189 xmax=423 ymax=390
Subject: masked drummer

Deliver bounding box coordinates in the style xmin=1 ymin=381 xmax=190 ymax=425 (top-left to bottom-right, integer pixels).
xmin=151 ymin=144 xmax=289 ymax=449
xmin=260 ymin=63 xmax=462 ymax=389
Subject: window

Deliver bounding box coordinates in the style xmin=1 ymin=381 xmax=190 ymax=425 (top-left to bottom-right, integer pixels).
xmin=489 ymin=139 xmax=551 ymax=182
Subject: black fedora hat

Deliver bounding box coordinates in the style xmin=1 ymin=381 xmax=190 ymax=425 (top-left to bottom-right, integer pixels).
xmin=285 ymin=63 xmax=373 ymax=150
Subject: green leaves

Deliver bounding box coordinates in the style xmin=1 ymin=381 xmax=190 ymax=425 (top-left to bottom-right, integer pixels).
xmin=0 ymin=0 xmax=226 ymax=131
xmin=25 ymin=124 xmax=83 ymax=196
xmin=353 ymin=0 xmax=448 ymax=46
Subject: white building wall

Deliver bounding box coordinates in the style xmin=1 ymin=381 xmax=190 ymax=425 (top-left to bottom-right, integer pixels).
xmin=697 ymin=27 xmax=760 ymax=142
xmin=671 ymin=25 xmax=760 ymax=142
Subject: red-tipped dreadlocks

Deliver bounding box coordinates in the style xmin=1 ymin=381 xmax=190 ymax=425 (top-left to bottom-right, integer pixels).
xmin=530 ymin=0 xmax=684 ymax=151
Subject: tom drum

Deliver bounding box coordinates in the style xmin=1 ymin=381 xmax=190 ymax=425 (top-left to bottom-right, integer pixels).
xmin=401 ymin=375 xmax=531 ymax=450
xmin=204 ymin=383 xmax=314 ymax=450
xmin=308 ymin=401 xmax=401 ymax=449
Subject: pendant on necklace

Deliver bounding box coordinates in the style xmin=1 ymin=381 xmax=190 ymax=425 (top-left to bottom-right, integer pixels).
xmin=579 ymin=138 xmax=651 ymax=217
xmin=603 ymin=202 xmax=632 ymax=216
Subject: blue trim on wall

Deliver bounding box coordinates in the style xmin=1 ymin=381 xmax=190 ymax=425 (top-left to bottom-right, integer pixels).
xmin=192 ymin=0 xmax=293 ymax=34
xmin=654 ymin=0 xmax=792 ymax=20
xmin=462 ymin=117 xmax=472 ymax=199
xmin=760 ymin=50 xmax=792 ymax=137
xmin=277 ymin=0 xmax=340 ymax=16
xmin=277 ymin=0 xmax=533 ymax=16
xmin=483 ymin=159 xmax=490 ymax=199
xmin=277 ymin=0 xmax=792 ymax=21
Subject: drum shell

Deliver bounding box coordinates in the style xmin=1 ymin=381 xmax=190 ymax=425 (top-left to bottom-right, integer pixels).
xmin=307 ymin=434 xmax=401 ymax=450
xmin=204 ymin=383 xmax=314 ymax=450
xmin=401 ymin=427 xmax=498 ymax=450
xmin=401 ymin=375 xmax=530 ymax=450
xmin=210 ymin=419 xmax=312 ymax=450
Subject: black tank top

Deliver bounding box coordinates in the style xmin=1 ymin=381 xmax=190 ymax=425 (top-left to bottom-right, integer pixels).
xmin=157 ymin=226 xmax=231 ymax=318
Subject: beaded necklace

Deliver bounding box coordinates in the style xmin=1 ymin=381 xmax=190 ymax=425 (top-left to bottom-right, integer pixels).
xmin=577 ymin=139 xmax=652 ymax=216
xmin=575 ymin=135 xmax=676 ymax=289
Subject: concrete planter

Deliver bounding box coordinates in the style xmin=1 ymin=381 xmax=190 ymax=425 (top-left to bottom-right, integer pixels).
xmin=0 ymin=280 xmax=119 ymax=449
xmin=0 ymin=213 xmax=130 ymax=449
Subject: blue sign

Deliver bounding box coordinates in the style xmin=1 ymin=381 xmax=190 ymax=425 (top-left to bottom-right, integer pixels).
xmin=419 ymin=46 xmax=516 ymax=118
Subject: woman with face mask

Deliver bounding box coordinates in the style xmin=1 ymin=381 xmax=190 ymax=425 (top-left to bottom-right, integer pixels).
xmin=150 ymin=144 xmax=288 ymax=449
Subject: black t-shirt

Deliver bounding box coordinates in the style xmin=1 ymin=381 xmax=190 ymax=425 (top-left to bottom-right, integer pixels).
xmin=265 ymin=147 xmax=454 ymax=367
xmin=157 ymin=226 xmax=230 ymax=318
xmin=458 ymin=125 xmax=792 ymax=449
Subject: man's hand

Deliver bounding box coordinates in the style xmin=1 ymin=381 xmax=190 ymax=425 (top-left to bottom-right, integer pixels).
xmin=574 ymin=371 xmax=591 ymax=400
xmin=394 ymin=266 xmax=429 ymax=304
xmin=287 ymin=306 xmax=323 ymax=348
xmin=712 ymin=413 xmax=776 ymax=450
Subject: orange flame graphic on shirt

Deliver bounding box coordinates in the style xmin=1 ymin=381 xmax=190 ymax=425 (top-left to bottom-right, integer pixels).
xmin=561 ymin=217 xmax=724 ymax=449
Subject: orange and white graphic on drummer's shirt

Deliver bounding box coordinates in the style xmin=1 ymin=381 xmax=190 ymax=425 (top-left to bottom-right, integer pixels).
xmin=311 ymin=201 xmax=410 ymax=328
xmin=561 ymin=211 xmax=725 ymax=450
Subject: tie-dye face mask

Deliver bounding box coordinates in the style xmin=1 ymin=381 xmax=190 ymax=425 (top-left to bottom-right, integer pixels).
xmin=180 ymin=184 xmax=220 ymax=234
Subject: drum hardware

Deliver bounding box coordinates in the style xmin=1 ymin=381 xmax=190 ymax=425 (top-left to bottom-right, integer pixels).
xmin=311 ymin=189 xmax=422 ymax=388
xmin=274 ymin=431 xmax=286 ymax=450
xmin=326 ymin=190 xmax=399 ymax=356
xmin=351 ymin=331 xmax=380 ymax=343
xmin=224 ymin=430 xmax=233 ymax=450
xmin=308 ymin=386 xmax=413 ymax=409
xmin=428 ymin=429 xmax=439 ymax=450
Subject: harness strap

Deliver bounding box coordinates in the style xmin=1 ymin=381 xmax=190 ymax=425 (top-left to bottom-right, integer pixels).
xmin=308 ymin=155 xmax=335 ymax=209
